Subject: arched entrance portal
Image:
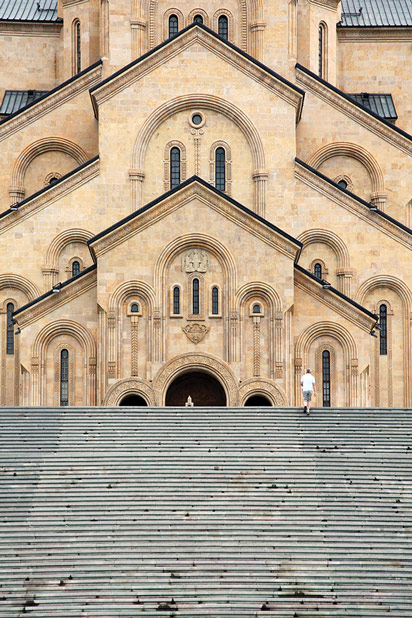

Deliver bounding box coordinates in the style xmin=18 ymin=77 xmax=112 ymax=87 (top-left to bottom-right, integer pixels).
xmin=119 ymin=394 xmax=148 ymax=406
xmin=165 ymin=371 xmax=226 ymax=406
xmin=244 ymin=394 xmax=272 ymax=406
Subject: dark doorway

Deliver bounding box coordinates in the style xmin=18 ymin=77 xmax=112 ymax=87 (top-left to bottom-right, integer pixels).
xmin=165 ymin=371 xmax=226 ymax=406
xmin=244 ymin=394 xmax=272 ymax=406
xmin=119 ymin=394 xmax=147 ymax=406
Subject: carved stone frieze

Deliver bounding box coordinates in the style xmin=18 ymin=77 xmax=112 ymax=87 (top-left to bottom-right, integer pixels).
xmin=182 ymin=323 xmax=209 ymax=344
xmin=182 ymin=249 xmax=209 ymax=273
xmin=104 ymin=378 xmax=154 ymax=406
xmin=238 ymin=378 xmax=287 ymax=406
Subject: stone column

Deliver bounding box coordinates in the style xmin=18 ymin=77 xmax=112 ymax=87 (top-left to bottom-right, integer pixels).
xmin=107 ymin=311 xmax=116 ymax=379
xmin=129 ymin=168 xmax=145 ymax=212
xmin=253 ymin=316 xmax=261 ymax=377
xmin=131 ymin=315 xmax=139 ymax=376
xmin=131 ymin=18 xmax=147 ymax=59
xmin=294 ymin=357 xmax=302 ymax=406
xmin=9 ymin=186 xmax=25 ymax=206
xmin=370 ymin=192 xmax=387 ymax=211
xmin=336 ymin=268 xmax=353 ymax=296
xmin=252 ymin=170 xmax=268 ymax=217
xmin=275 ymin=311 xmax=283 ymax=379
xmin=250 ymin=21 xmax=266 ymax=61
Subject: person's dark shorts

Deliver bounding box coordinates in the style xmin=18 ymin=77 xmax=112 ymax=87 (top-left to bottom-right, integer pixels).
xmin=303 ymin=390 xmax=313 ymax=402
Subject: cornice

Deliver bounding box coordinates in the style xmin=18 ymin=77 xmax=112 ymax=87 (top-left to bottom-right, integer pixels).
xmin=89 ymin=179 xmax=301 ymax=262
xmin=0 ymin=22 xmax=62 ymax=36
xmin=294 ymin=267 xmax=376 ymax=333
xmin=14 ymin=267 xmax=97 ymax=328
xmin=91 ymin=24 xmax=304 ymax=122
xmin=309 ymin=0 xmax=340 ymax=11
xmin=338 ymin=27 xmax=412 ymax=42
xmin=296 ymin=64 xmax=412 ymax=156
xmin=295 ymin=159 xmax=412 ymax=251
xmin=62 ymin=0 xmax=89 ymax=6
xmin=0 ymin=158 xmax=99 ymax=236
xmin=0 ymin=62 xmax=102 ymax=142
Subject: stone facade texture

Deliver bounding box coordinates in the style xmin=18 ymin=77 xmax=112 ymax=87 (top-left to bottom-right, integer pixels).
xmin=1 ymin=0 xmax=411 ymax=408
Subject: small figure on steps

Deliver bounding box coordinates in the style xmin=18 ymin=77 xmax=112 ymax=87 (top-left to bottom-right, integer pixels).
xmin=185 ymin=395 xmax=194 ymax=407
xmin=301 ymin=368 xmax=316 ymax=415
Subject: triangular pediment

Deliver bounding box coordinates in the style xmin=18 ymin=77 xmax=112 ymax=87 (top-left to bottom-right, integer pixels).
xmin=88 ymin=177 xmax=302 ymax=261
xmin=90 ymin=23 xmax=304 ymax=121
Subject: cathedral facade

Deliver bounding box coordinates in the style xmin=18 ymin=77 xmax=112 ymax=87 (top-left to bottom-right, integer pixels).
xmin=0 ymin=0 xmax=411 ymax=408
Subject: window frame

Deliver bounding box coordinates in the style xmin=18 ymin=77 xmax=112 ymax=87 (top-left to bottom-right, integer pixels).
xmin=6 ymin=302 xmax=14 ymax=355
xmin=322 ymin=349 xmax=331 ymax=407
xmin=60 ymin=348 xmax=69 ymax=407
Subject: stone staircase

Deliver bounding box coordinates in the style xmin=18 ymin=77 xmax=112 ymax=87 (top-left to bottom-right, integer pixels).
xmin=0 ymin=407 xmax=411 ymax=617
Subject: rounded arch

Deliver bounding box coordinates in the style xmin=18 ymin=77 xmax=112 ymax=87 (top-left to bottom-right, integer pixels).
xmin=103 ymin=378 xmax=155 ymax=406
xmin=188 ymin=8 xmax=209 ymax=26
xmin=162 ymin=8 xmax=184 ymax=40
xmin=155 ymin=233 xmax=237 ymax=307
xmin=132 ymin=94 xmax=265 ymax=172
xmin=209 ymin=140 xmax=232 ymax=195
xmin=307 ymin=142 xmax=385 ymax=197
xmin=108 ymin=280 xmax=156 ymax=313
xmin=295 ymin=321 xmax=357 ymax=361
xmin=153 ymin=352 xmax=239 ymax=405
xmin=239 ymin=378 xmax=288 ymax=406
xmin=355 ymin=275 xmax=412 ymax=314
xmin=0 ymin=274 xmax=41 ymax=302
xmin=297 ymin=228 xmax=350 ymax=269
xmin=11 ymin=137 xmax=88 ymax=198
xmin=235 ymin=281 xmax=282 ymax=313
xmin=45 ymin=228 xmax=94 ymax=269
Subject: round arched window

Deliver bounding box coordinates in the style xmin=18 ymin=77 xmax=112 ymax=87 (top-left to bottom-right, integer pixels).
xmin=193 ymin=14 xmax=203 ymax=24
xmin=131 ymin=303 xmax=139 ymax=313
xmin=253 ymin=303 xmax=261 ymax=314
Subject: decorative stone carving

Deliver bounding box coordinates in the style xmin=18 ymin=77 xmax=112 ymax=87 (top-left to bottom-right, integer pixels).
xmin=182 ymin=249 xmax=209 ymax=273
xmin=182 ymin=323 xmax=209 ymax=344
xmin=103 ymin=378 xmax=154 ymax=406
xmin=238 ymin=378 xmax=288 ymax=406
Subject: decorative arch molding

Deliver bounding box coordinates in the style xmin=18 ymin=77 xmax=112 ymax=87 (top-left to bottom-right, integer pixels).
xmin=239 ymin=378 xmax=287 ymax=406
xmin=108 ymin=280 xmax=156 ymax=313
xmin=213 ymin=9 xmax=235 ymax=43
xmin=307 ymin=142 xmax=385 ymax=204
xmin=355 ymin=275 xmax=412 ymax=314
xmin=10 ymin=137 xmax=88 ymax=204
xmin=295 ymin=321 xmax=358 ymax=406
xmin=209 ymin=140 xmax=232 ymax=195
xmin=131 ymin=94 xmax=266 ymax=212
xmin=162 ymin=8 xmax=185 ymax=40
xmin=164 ymin=140 xmax=187 ymax=192
xmin=103 ymin=377 xmax=155 ymax=406
xmin=45 ymin=228 xmax=94 ymax=269
xmin=153 ymin=352 xmax=239 ymax=405
xmin=0 ymin=274 xmax=41 ymax=303
xmin=297 ymin=228 xmax=350 ymax=268
xmin=235 ymin=281 xmax=282 ymax=313
xmin=187 ymin=8 xmax=210 ymax=27
xmin=31 ymin=319 xmax=97 ymax=406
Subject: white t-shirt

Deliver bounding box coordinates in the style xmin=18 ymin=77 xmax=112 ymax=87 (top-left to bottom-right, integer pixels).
xmin=301 ymin=373 xmax=315 ymax=391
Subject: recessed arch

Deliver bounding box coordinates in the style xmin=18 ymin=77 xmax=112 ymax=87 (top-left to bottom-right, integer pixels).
xmin=239 ymin=378 xmax=287 ymax=406
xmin=10 ymin=137 xmax=88 ymax=204
xmin=235 ymin=281 xmax=282 ymax=313
xmin=45 ymin=228 xmax=94 ymax=270
xmin=355 ymin=275 xmax=412 ymax=313
xmin=0 ymin=274 xmax=41 ymax=302
xmin=104 ymin=377 xmax=155 ymax=406
xmin=297 ymin=228 xmax=350 ymax=269
xmin=108 ymin=280 xmax=156 ymax=313
xmin=153 ymin=352 xmax=239 ymax=405
xmin=307 ymin=142 xmax=385 ymax=199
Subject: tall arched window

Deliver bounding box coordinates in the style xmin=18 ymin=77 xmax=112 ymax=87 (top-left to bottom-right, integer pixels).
xmin=73 ymin=20 xmax=81 ymax=74
xmin=169 ymin=14 xmax=178 ymax=37
xmin=193 ymin=278 xmax=200 ymax=314
xmin=314 ymin=263 xmax=322 ymax=279
xmin=170 ymin=147 xmax=181 ymax=190
xmin=72 ymin=261 xmax=80 ymax=277
xmin=6 ymin=303 xmax=14 ymax=355
xmin=380 ymin=304 xmax=387 ymax=355
xmin=322 ymin=350 xmax=331 ymax=407
xmin=60 ymin=349 xmax=69 ymax=406
xmin=212 ymin=287 xmax=219 ymax=314
xmin=318 ymin=23 xmax=327 ymax=79
xmin=173 ymin=286 xmax=180 ymax=315
xmin=218 ymin=15 xmax=228 ymax=39
xmin=215 ymin=147 xmax=226 ymax=192
xmin=193 ymin=14 xmax=203 ymax=24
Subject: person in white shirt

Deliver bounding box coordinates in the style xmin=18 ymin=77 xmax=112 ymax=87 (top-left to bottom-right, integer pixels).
xmin=301 ymin=368 xmax=316 ymax=415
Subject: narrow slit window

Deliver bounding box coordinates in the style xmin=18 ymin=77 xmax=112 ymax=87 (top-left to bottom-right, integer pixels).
xmin=173 ymin=287 xmax=180 ymax=315
xmin=6 ymin=303 xmax=14 ymax=355
xmin=212 ymin=287 xmax=219 ymax=314
xmin=218 ymin=15 xmax=228 ymax=40
xmin=72 ymin=261 xmax=80 ymax=277
xmin=322 ymin=350 xmax=331 ymax=407
xmin=170 ymin=147 xmax=181 ymax=189
xmin=76 ymin=21 xmax=81 ymax=74
xmin=380 ymin=304 xmax=387 ymax=355
xmin=193 ymin=14 xmax=203 ymax=24
xmin=169 ymin=14 xmax=178 ymax=37
xmin=215 ymin=147 xmax=226 ymax=192
xmin=318 ymin=23 xmax=326 ymax=79
xmin=60 ymin=349 xmax=69 ymax=407
xmin=192 ymin=278 xmax=199 ymax=314
xmin=314 ymin=263 xmax=322 ymax=279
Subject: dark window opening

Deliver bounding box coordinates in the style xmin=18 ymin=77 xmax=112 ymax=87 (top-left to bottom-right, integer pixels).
xmin=337 ymin=179 xmax=348 ymax=190
xmin=193 ymin=14 xmax=203 ymax=24
xmin=72 ymin=261 xmax=80 ymax=277
xmin=173 ymin=287 xmax=180 ymax=314
xmin=253 ymin=303 xmax=261 ymax=314
xmin=245 ymin=394 xmax=272 ymax=406
xmin=60 ymin=349 xmax=69 ymax=407
xmin=322 ymin=350 xmax=331 ymax=407
xmin=131 ymin=302 xmax=139 ymax=313
xmin=120 ymin=394 xmax=147 ymax=406
xmin=76 ymin=21 xmax=81 ymax=74
xmin=218 ymin=15 xmax=228 ymax=39
xmin=314 ymin=263 xmax=322 ymax=279
xmin=193 ymin=278 xmax=199 ymax=314
xmin=49 ymin=176 xmax=58 ymax=184
xmin=6 ymin=302 xmax=14 ymax=355
xmin=191 ymin=113 xmax=202 ymax=126
xmin=169 ymin=14 xmax=178 ymax=37
xmin=380 ymin=304 xmax=387 ymax=355
xmin=318 ymin=25 xmax=324 ymax=78
xmin=215 ymin=147 xmax=225 ymax=192
xmin=170 ymin=146 xmax=181 ymax=189
xmin=212 ymin=287 xmax=219 ymax=314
